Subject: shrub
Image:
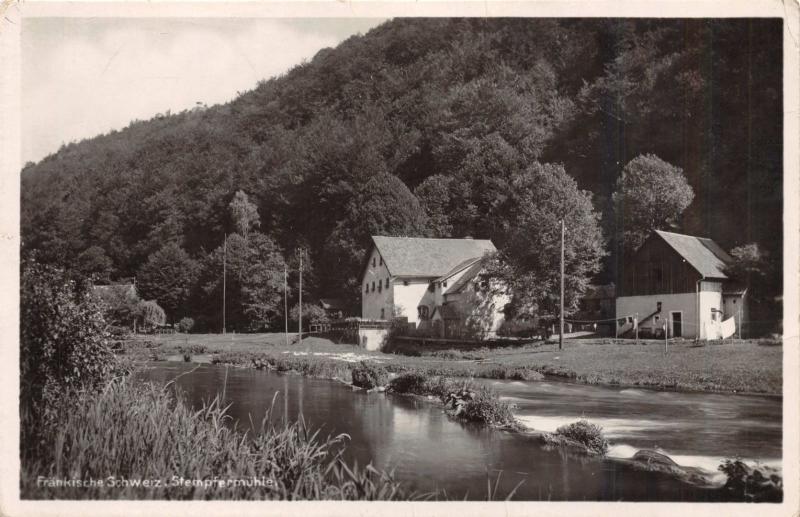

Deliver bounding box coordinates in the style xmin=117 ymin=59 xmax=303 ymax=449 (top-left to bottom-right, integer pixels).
xmin=351 ymin=361 xmax=389 ymax=389
xmin=20 ymin=260 xmax=116 ymax=453
xmin=178 ymin=317 xmax=195 ymax=333
xmin=387 ymin=372 xmax=429 ymax=395
xmin=138 ymin=300 xmax=166 ymax=328
xmin=458 ymin=387 xmax=515 ymax=426
xmin=554 ymin=419 xmax=609 ymax=455
xmin=718 ymin=458 xmax=782 ymax=502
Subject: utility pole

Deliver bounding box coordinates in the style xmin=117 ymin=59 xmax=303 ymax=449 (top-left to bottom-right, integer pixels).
xmin=222 ymin=233 xmax=227 ymax=335
xmin=284 ymin=264 xmax=289 ymax=346
xmin=298 ymin=251 xmax=303 ymax=346
xmin=559 ymin=219 xmax=565 ymax=351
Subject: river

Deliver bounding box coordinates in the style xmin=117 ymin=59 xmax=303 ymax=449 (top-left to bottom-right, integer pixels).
xmin=135 ymin=362 xmax=782 ymax=501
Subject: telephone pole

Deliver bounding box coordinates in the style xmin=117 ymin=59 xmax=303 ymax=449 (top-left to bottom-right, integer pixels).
xmin=222 ymin=233 xmax=227 ymax=335
xmin=298 ymin=251 xmax=303 ymax=345
xmin=284 ymin=264 xmax=289 ymax=346
xmin=559 ymin=219 xmax=565 ymax=351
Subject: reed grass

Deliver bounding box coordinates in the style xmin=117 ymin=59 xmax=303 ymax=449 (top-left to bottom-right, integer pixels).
xmin=21 ymin=380 xmax=415 ymax=500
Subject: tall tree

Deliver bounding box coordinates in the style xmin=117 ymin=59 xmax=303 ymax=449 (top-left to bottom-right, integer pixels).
xmin=229 ymin=190 xmax=261 ymax=240
xmin=484 ymin=162 xmax=606 ymax=319
xmin=612 ymin=154 xmax=694 ymax=254
xmin=137 ymin=242 xmax=199 ymax=322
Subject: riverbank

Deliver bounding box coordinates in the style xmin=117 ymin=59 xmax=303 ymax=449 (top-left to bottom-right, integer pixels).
xmin=120 ymin=333 xmax=782 ymax=395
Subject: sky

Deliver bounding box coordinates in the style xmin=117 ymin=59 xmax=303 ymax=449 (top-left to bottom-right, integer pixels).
xmin=21 ymin=17 xmax=386 ymax=164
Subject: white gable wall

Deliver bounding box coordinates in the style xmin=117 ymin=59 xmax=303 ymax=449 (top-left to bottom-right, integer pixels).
xmin=615 ymin=280 xmax=724 ymax=339
xmin=361 ymin=247 xmax=393 ymax=320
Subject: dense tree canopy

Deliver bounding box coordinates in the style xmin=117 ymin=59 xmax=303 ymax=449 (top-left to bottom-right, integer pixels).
xmin=613 ymin=154 xmax=695 ymax=254
xmin=20 ymin=18 xmax=783 ymax=331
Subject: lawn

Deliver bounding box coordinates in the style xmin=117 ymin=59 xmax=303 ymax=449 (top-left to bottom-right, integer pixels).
xmin=123 ymin=333 xmax=782 ymax=395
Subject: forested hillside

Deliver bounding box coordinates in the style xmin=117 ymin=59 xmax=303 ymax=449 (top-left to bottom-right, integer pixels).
xmin=21 ymin=18 xmax=783 ymax=331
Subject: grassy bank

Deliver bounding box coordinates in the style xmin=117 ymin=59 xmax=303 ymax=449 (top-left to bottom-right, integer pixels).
xmin=122 ymin=333 xmax=782 ymax=395
xmin=22 ymin=379 xmax=415 ymax=500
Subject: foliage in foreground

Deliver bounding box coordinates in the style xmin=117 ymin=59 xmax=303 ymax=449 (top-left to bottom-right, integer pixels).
xmin=554 ymin=419 xmax=609 ymax=455
xmin=22 ymin=381 xmax=414 ymax=500
xmin=20 ymin=259 xmax=117 ymax=452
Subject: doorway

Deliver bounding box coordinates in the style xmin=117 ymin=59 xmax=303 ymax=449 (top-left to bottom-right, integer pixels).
xmin=670 ymin=311 xmax=682 ymax=337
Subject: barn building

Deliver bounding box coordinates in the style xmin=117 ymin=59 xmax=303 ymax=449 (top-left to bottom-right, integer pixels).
xmin=360 ymin=236 xmax=508 ymax=339
xmin=616 ymin=230 xmax=747 ymax=339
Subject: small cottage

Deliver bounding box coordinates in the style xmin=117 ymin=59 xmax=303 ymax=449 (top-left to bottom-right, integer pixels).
xmin=616 ymin=230 xmax=746 ymax=339
xmin=360 ymin=236 xmax=508 ymax=339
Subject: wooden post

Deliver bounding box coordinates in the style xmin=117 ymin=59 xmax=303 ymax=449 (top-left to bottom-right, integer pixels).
xmin=738 ymin=302 xmax=743 ymax=339
xmin=559 ymin=219 xmax=564 ymax=351
xmin=635 ymin=313 xmax=639 ymax=344
xmin=664 ymin=321 xmax=668 ymax=354
xmin=222 ymin=233 xmax=227 ymax=335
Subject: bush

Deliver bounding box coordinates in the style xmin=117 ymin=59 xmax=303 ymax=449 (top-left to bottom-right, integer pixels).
xmin=138 ymin=300 xmax=166 ymax=328
xmin=21 ymin=260 xmax=116 ymax=453
xmin=718 ymin=458 xmax=782 ymax=502
xmin=387 ymin=372 xmax=429 ymax=395
xmin=351 ymin=361 xmax=389 ymax=389
xmin=554 ymin=419 xmax=609 ymax=455
xmin=457 ymin=387 xmax=515 ymax=426
xmin=178 ymin=317 xmax=195 ymax=333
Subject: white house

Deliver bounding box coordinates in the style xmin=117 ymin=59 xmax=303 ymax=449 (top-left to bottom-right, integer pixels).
xmin=615 ymin=230 xmax=747 ymax=339
xmin=360 ymin=236 xmax=508 ymax=339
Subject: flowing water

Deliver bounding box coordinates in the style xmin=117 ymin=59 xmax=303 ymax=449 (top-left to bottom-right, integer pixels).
xmin=136 ymin=362 xmax=782 ymax=501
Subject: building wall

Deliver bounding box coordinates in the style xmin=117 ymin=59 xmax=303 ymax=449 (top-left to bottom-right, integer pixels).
xmin=393 ymin=279 xmax=433 ymax=324
xmin=361 ymin=247 xmax=393 ymax=320
xmin=615 ymin=281 xmax=725 ymax=339
xmin=620 ymin=236 xmax=702 ymax=296
xmin=443 ymin=279 xmax=508 ymax=339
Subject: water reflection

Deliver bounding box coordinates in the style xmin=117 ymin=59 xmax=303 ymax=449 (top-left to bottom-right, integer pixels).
xmin=135 ymin=363 xmax=778 ymax=501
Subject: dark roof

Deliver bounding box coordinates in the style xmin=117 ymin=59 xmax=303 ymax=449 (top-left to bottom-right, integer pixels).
xmin=370 ymin=236 xmax=496 ymax=278
xmin=654 ymin=230 xmax=732 ymax=279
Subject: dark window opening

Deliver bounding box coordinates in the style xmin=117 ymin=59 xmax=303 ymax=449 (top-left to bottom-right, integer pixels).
xmin=428 ymin=283 xmax=435 ymax=293
xmin=378 ymin=282 xmax=382 ymax=293
xmin=379 ymin=257 xmax=383 ymax=266
xmin=385 ymin=278 xmax=389 ymax=288
xmin=443 ymin=280 xmax=448 ymax=288
xmin=372 ymin=257 xmax=376 ymax=267
xmin=365 ymin=283 xmax=369 ymax=293
xmin=418 ymin=306 xmax=429 ymax=319
xmin=380 ymin=308 xmax=385 ymax=319
xmin=403 ymin=280 xmax=409 ymax=286
xmin=372 ymin=281 xmax=375 ymax=292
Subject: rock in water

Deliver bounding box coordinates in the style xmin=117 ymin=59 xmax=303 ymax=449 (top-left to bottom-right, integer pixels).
xmin=633 ymin=449 xmax=679 ymax=467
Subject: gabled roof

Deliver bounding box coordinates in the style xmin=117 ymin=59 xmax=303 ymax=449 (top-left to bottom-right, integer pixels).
xmin=434 ymin=257 xmax=482 ymax=283
xmin=653 ymin=230 xmax=733 ymax=279
xmin=369 ymin=236 xmax=496 ymax=278
xmin=445 ymin=260 xmax=484 ymax=294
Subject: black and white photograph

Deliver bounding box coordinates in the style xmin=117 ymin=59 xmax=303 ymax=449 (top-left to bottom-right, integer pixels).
xmin=1 ymin=1 xmax=798 ymax=515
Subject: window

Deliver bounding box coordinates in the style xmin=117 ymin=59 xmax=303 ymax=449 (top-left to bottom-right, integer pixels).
xmin=372 ymin=257 xmax=376 ymax=267
xmin=385 ymin=278 xmax=389 ymax=288
xmin=443 ymin=280 xmax=448 ymax=288
xmin=711 ymin=309 xmax=717 ymax=322
xmin=418 ymin=305 xmax=429 ymax=320
xmin=656 ymin=302 xmax=662 ymax=312
xmin=372 ymin=281 xmax=375 ymax=292
xmin=379 ymin=257 xmax=383 ymax=266
xmin=380 ymin=308 xmax=385 ymax=319
xmin=365 ymin=283 xmax=369 ymax=293
xmin=378 ymin=282 xmax=382 ymax=293
xmin=428 ymin=283 xmax=435 ymax=293
xmin=403 ymin=280 xmax=409 ymax=286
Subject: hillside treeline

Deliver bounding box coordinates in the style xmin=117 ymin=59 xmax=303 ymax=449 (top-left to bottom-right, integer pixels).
xmin=21 ymin=18 xmax=782 ymax=331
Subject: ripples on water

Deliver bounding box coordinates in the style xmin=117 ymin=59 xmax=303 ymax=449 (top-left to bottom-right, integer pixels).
xmin=136 ymin=363 xmax=781 ymax=501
